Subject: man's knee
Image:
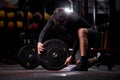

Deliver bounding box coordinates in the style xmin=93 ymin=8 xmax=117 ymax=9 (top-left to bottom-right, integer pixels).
xmin=78 ymin=28 xmax=88 ymax=38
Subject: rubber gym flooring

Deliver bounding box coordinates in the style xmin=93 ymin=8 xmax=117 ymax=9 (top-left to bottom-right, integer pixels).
xmin=0 ymin=63 xmax=120 ymax=80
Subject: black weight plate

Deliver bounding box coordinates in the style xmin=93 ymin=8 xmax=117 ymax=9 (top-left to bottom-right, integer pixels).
xmin=17 ymin=45 xmax=39 ymax=69
xmin=40 ymin=39 xmax=69 ymax=71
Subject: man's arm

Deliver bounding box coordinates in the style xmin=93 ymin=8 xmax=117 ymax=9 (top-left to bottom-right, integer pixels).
xmin=38 ymin=14 xmax=54 ymax=42
xmin=37 ymin=14 xmax=54 ymax=54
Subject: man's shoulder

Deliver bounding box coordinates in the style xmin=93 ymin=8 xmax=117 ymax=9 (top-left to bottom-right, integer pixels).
xmin=68 ymin=12 xmax=80 ymax=21
xmin=70 ymin=12 xmax=79 ymax=15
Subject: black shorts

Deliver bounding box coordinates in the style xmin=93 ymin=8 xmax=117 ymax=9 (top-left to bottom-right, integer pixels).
xmin=88 ymin=28 xmax=100 ymax=48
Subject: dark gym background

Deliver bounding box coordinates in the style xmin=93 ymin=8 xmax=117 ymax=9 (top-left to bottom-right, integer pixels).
xmin=0 ymin=0 xmax=120 ymax=65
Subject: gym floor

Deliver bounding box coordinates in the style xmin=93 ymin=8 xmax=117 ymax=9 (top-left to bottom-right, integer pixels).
xmin=0 ymin=63 xmax=120 ymax=80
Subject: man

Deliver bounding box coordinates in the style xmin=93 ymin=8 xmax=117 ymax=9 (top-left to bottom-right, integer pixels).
xmin=37 ymin=7 xmax=100 ymax=71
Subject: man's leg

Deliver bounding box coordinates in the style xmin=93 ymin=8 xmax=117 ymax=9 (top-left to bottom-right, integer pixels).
xmin=78 ymin=28 xmax=89 ymax=56
xmin=71 ymin=28 xmax=89 ymax=71
xmin=75 ymin=50 xmax=99 ymax=66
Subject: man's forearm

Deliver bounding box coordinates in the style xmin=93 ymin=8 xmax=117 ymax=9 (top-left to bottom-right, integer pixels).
xmin=38 ymin=28 xmax=48 ymax=43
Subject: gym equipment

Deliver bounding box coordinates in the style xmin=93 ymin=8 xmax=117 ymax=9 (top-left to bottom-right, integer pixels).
xmin=90 ymin=48 xmax=114 ymax=71
xmin=33 ymin=12 xmax=43 ymax=21
xmin=0 ymin=20 xmax=4 ymax=28
xmin=27 ymin=12 xmax=33 ymax=20
xmin=16 ymin=21 xmax=23 ymax=29
xmin=45 ymin=13 xmax=50 ymax=21
xmin=0 ymin=10 xmax=6 ymax=18
xmin=8 ymin=21 xmax=15 ymax=29
xmin=17 ymin=39 xmax=69 ymax=70
xmin=19 ymin=11 xmax=24 ymax=17
xmin=17 ymin=45 xmax=39 ymax=69
xmin=16 ymin=11 xmax=24 ymax=18
xmin=40 ymin=39 xmax=70 ymax=70
xmin=29 ymin=22 xmax=39 ymax=30
xmin=7 ymin=12 xmax=15 ymax=19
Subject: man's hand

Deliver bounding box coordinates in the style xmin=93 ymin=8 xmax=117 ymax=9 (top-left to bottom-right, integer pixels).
xmin=37 ymin=42 xmax=45 ymax=55
xmin=64 ymin=56 xmax=72 ymax=66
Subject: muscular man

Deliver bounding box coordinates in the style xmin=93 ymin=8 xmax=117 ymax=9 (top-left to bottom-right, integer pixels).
xmin=37 ymin=7 xmax=100 ymax=71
